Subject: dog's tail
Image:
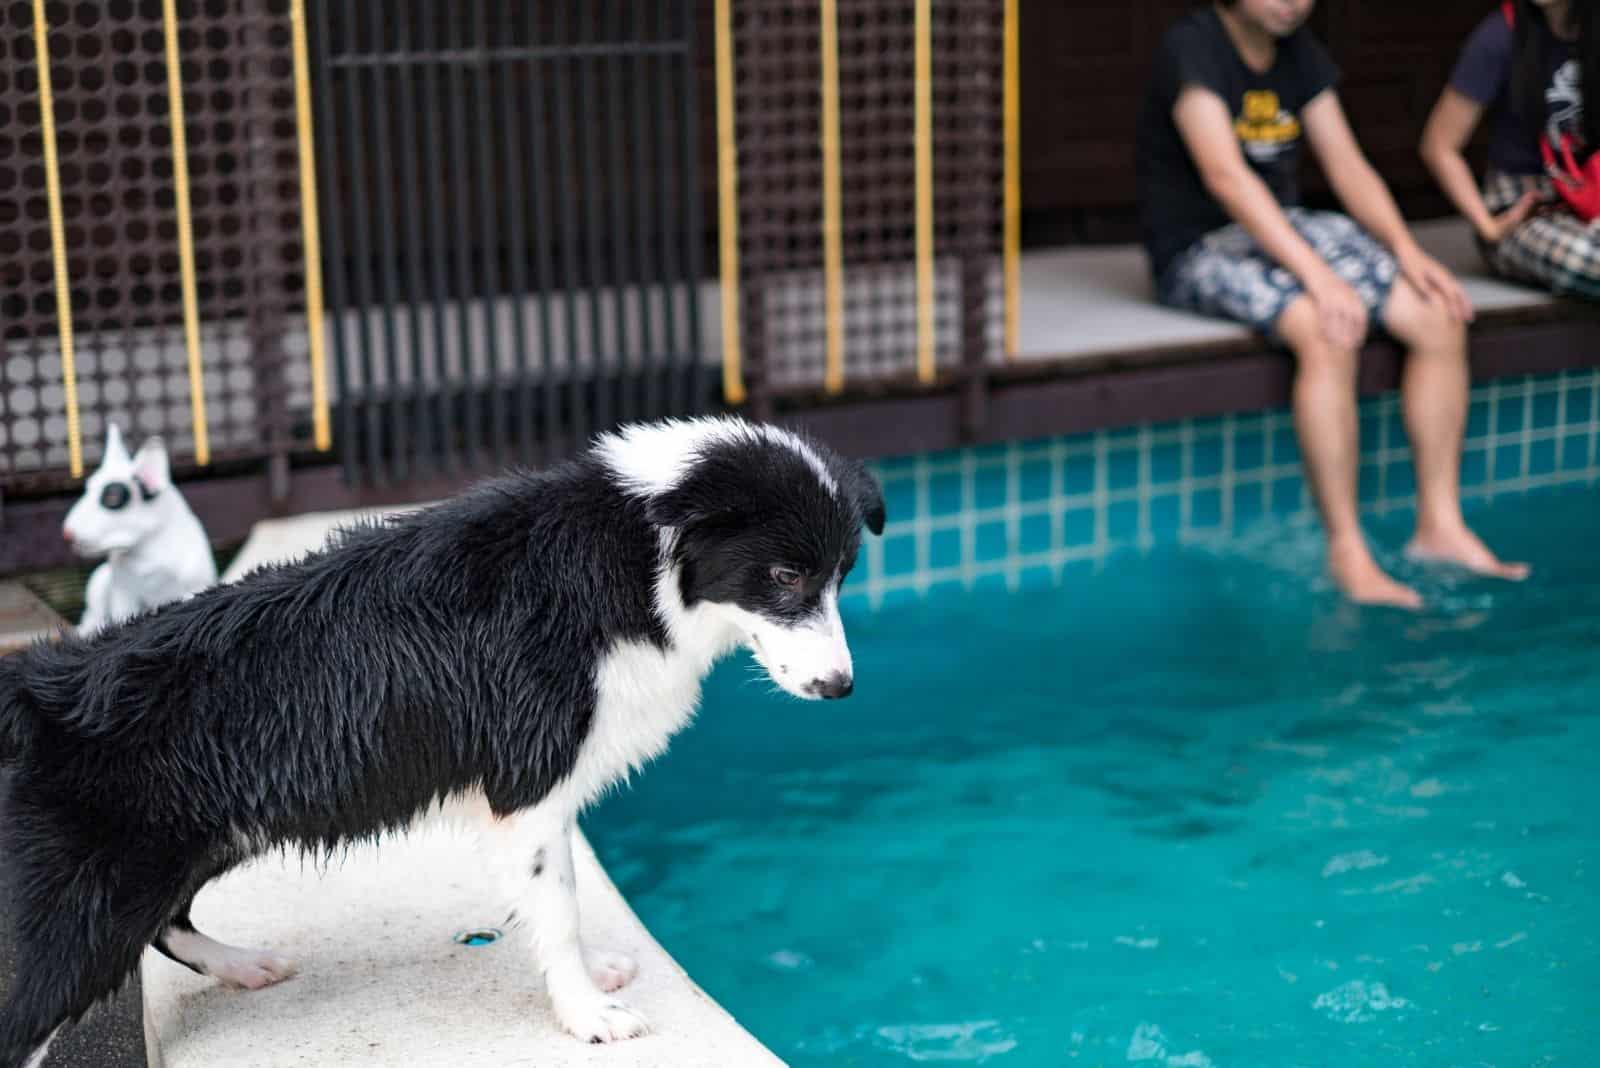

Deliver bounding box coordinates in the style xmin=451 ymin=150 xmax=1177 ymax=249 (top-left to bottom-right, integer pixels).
xmin=0 ymin=654 xmax=34 ymax=764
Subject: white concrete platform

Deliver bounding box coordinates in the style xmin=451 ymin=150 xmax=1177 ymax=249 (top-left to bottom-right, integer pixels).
xmin=140 ymin=507 xmax=784 ymax=1068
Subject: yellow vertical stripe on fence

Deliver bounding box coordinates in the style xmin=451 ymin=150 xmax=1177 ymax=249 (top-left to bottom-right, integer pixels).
xmin=914 ymin=0 xmax=934 ymax=383
xmin=32 ymin=0 xmax=82 ymax=478
xmin=819 ymin=0 xmax=845 ymax=393
xmin=1003 ymin=0 xmax=1020 ymax=360
xmin=290 ymin=0 xmax=330 ymax=450
xmin=162 ymin=0 xmax=210 ymax=465
xmin=713 ymin=0 xmax=746 ymax=406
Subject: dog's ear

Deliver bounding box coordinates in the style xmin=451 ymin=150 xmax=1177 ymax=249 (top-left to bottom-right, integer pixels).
xmin=840 ymin=456 xmax=885 ymax=536
xmin=646 ymin=482 xmax=724 ymax=532
xmin=645 ymin=488 xmax=694 ymax=530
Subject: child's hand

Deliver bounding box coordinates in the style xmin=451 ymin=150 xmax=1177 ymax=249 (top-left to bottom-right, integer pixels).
xmin=1477 ymin=191 xmax=1540 ymax=245
xmin=1397 ymin=246 xmax=1475 ymax=323
xmin=1306 ymin=271 xmax=1369 ymax=352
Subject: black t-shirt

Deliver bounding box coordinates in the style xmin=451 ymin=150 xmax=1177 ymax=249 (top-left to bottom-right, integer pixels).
xmin=1135 ymin=8 xmax=1341 ymax=280
xmin=1448 ymin=9 xmax=1578 ymax=176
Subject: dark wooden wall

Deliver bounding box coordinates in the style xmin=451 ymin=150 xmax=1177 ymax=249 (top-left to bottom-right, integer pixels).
xmin=1017 ymin=0 xmax=1495 ymax=244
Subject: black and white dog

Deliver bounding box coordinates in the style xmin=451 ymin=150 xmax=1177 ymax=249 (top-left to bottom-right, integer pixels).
xmin=0 ymin=416 xmax=885 ymax=1067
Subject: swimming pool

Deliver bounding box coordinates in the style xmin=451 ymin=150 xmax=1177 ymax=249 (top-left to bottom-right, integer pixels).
xmin=588 ymin=483 xmax=1596 ymax=1066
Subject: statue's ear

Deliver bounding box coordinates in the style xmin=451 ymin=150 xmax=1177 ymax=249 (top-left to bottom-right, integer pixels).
xmin=131 ymin=437 xmax=171 ymax=499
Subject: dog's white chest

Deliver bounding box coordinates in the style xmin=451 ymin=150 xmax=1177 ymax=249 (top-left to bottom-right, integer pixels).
xmin=565 ymin=636 xmax=723 ymax=809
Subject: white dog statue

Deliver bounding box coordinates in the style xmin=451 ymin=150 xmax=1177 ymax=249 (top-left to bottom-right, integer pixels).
xmin=62 ymin=424 xmax=218 ymax=637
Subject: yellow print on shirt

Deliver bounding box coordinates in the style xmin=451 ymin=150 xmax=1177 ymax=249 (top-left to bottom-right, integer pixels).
xmin=1234 ymin=90 xmax=1300 ymax=154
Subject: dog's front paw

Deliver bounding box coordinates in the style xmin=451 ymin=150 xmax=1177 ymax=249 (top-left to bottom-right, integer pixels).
xmin=555 ymin=994 xmax=650 ymax=1044
xmin=586 ymin=949 xmax=638 ymax=993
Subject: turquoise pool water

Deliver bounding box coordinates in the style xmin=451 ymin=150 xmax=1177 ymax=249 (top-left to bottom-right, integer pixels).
xmin=587 ymin=486 xmax=1599 ymax=1066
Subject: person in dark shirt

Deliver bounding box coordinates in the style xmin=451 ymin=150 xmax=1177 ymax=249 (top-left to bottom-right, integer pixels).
xmin=1421 ymin=0 xmax=1600 ymax=299
xmin=1136 ymin=0 xmax=1528 ymax=608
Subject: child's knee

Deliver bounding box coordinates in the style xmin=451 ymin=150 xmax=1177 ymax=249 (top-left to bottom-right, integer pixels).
xmin=1277 ymin=298 xmax=1360 ymax=373
xmin=1385 ymin=280 xmax=1464 ymax=348
xmin=1414 ymin=298 xmax=1465 ymax=345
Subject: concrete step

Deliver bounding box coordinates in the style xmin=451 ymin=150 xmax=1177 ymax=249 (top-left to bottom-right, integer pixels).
xmin=143 ymin=826 xmax=781 ymax=1067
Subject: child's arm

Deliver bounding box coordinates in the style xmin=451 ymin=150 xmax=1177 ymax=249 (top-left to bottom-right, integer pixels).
xmin=1302 ymin=89 xmax=1474 ymax=322
xmin=1420 ymin=86 xmax=1540 ymax=243
xmin=1173 ymin=86 xmax=1368 ymax=350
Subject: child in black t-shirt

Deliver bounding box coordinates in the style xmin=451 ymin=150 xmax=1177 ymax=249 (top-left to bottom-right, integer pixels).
xmin=1421 ymin=0 xmax=1600 ymax=300
xmin=1135 ymin=0 xmax=1528 ymax=608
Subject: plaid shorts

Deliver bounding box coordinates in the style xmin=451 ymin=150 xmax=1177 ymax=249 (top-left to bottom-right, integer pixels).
xmin=1478 ymin=170 xmax=1600 ymax=300
xmin=1157 ymin=208 xmax=1398 ymax=340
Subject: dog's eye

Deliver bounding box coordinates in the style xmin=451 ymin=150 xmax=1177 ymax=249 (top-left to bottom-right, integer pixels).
xmin=99 ymin=483 xmax=131 ymax=511
xmin=771 ymin=566 xmax=802 ymax=590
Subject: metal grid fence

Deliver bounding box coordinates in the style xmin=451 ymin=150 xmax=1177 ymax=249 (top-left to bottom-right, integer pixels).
xmin=724 ymin=0 xmax=1006 ymax=403
xmin=0 ymin=0 xmax=310 ymax=495
xmin=312 ymin=0 xmax=709 ymax=487
xmin=0 ymin=0 xmax=1015 ymax=573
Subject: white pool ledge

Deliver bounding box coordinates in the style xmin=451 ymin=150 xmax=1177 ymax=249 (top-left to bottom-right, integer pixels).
xmin=140 ymin=507 xmax=784 ymax=1068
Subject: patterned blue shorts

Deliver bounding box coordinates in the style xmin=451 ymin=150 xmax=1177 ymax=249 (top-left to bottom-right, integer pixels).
xmin=1157 ymin=209 xmax=1398 ymax=340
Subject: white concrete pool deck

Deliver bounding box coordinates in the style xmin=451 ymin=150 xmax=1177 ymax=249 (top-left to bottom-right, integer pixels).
xmin=140 ymin=506 xmax=784 ymax=1068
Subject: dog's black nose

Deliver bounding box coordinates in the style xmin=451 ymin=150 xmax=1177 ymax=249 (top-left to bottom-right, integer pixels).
xmin=811 ymin=672 xmax=853 ymax=699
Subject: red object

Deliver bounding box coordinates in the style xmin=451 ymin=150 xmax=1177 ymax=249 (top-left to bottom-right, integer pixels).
xmin=1542 ymin=132 xmax=1600 ymax=220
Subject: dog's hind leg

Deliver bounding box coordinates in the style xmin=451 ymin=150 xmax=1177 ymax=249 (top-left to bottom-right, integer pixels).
xmin=152 ymin=899 xmax=298 ymax=991
xmin=14 ymin=1027 xmax=58 ymax=1068
xmin=0 ymin=864 xmax=169 ymax=1068
xmin=0 ymin=931 xmax=116 ymax=1066
xmin=478 ymin=808 xmax=647 ymax=1044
